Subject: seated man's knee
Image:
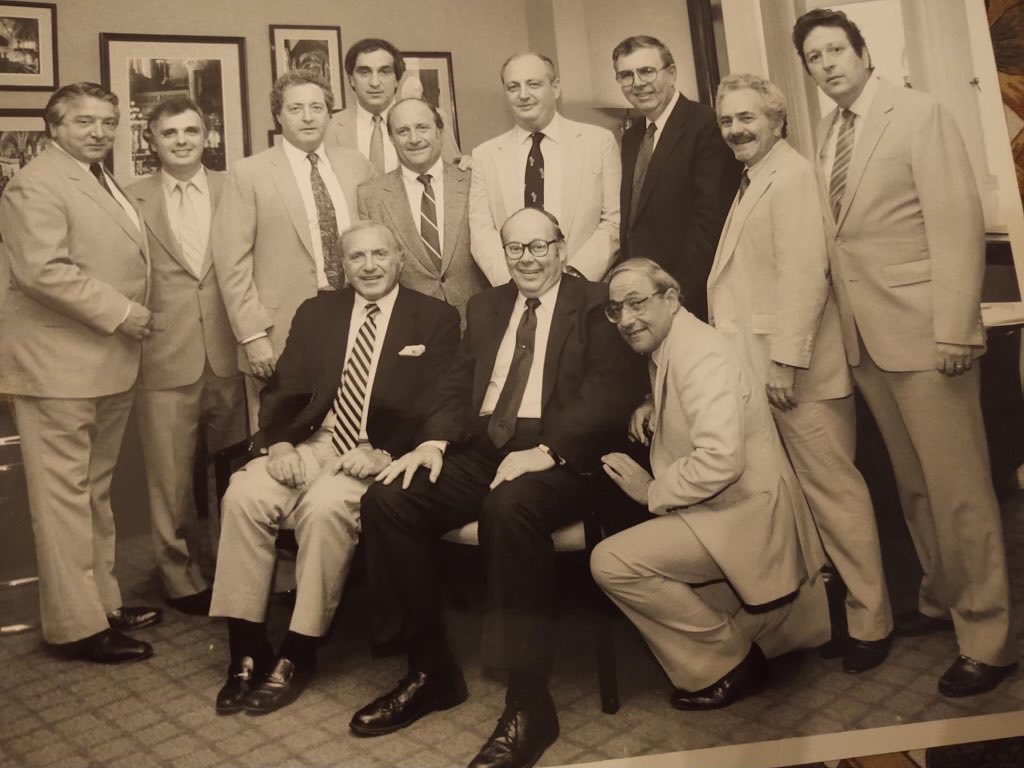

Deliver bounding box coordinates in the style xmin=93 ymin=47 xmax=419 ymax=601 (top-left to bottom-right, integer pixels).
xmin=590 ymin=537 xmax=635 ymax=589
xmin=478 ymin=485 xmax=535 ymax=541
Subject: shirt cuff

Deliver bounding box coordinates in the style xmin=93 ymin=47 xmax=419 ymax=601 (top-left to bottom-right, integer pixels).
xmin=418 ymin=440 xmax=448 ymax=455
xmin=240 ymin=331 xmax=269 ymax=345
xmin=121 ymin=302 xmax=132 ymax=324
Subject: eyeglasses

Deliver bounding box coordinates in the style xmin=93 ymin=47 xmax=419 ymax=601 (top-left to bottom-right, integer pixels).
xmin=502 ymin=239 xmax=560 ymax=260
xmin=604 ymin=289 xmax=667 ymax=323
xmin=614 ymin=65 xmax=669 ymax=87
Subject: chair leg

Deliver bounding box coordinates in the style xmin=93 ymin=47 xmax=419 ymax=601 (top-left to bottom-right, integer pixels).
xmin=592 ymin=583 xmax=620 ymax=714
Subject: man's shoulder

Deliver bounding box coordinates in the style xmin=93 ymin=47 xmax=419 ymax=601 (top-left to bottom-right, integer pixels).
xmin=357 ymin=166 xmax=401 ymax=196
xmin=561 ymin=116 xmax=616 ymax=143
xmin=7 ymin=146 xmax=65 ymax=189
xmin=472 ymin=126 xmax=515 ymax=157
xmin=326 ymin=143 xmax=371 ymax=170
xmin=125 ymin=172 xmax=161 ymax=196
xmin=397 ymin=284 xmax=460 ymax=319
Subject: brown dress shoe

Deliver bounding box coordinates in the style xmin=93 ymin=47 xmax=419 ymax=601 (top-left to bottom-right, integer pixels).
xmin=468 ymin=697 xmax=559 ymax=768
xmin=671 ymin=644 xmax=768 ymax=710
xmin=938 ymin=656 xmax=1018 ymax=697
xmin=107 ymin=605 xmax=163 ymax=632
xmin=349 ymin=669 xmax=468 ymax=736
xmin=60 ymin=629 xmax=153 ymax=664
xmin=243 ymin=657 xmax=314 ymax=716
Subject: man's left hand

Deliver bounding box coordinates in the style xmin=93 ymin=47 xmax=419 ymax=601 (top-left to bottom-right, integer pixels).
xmin=601 ymin=452 xmax=653 ymax=505
xmin=336 ymin=446 xmax=391 ymax=479
xmin=456 ymin=155 xmax=473 ymax=172
xmin=490 ymin=446 xmax=555 ymax=489
xmin=766 ymin=362 xmax=797 ymax=411
xmin=936 ymin=342 xmax=973 ymax=377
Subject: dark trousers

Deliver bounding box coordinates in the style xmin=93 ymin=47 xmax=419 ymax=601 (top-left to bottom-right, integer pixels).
xmin=360 ymin=423 xmax=588 ymax=681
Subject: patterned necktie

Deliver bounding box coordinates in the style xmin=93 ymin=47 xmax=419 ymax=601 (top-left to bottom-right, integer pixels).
xmin=829 ymin=109 xmax=856 ymax=222
xmin=175 ymin=181 xmax=206 ymax=275
xmin=307 ymin=153 xmax=343 ymax=289
xmin=737 ymin=170 xmax=750 ymax=202
xmin=524 ymin=132 xmax=544 ymax=208
xmin=487 ymin=297 xmax=541 ymax=449
xmin=89 ymin=162 xmax=115 ymax=198
xmin=629 ymin=122 xmax=657 ymax=224
xmin=417 ymin=174 xmax=443 ymax=271
xmin=369 ymin=114 xmax=385 ymax=175
xmin=331 ymin=302 xmax=381 ymax=455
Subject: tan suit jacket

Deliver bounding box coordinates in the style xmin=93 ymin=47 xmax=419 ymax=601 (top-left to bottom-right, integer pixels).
xmin=707 ymin=140 xmax=850 ymax=402
xmin=468 ymin=116 xmax=621 ymax=283
xmin=325 ymin=105 xmax=461 ymax=163
xmin=127 ymin=170 xmax=237 ymax=389
xmin=211 ymin=143 xmax=373 ymax=370
xmin=815 ymin=79 xmax=985 ymax=371
xmin=357 ymin=163 xmax=487 ymax=319
xmin=647 ymin=310 xmax=826 ymax=607
xmin=0 ymin=146 xmax=148 ymax=397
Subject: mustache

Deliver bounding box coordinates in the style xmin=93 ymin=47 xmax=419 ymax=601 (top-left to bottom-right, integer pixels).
xmin=727 ymin=132 xmax=757 ymax=145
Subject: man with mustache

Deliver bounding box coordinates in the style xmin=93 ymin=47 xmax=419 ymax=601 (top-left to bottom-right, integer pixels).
xmin=707 ymin=73 xmax=892 ymax=673
xmin=469 ymin=52 xmax=621 ymax=284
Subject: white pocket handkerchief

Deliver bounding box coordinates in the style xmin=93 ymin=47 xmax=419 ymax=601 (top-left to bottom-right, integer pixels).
xmin=399 ymin=344 xmax=426 ymax=357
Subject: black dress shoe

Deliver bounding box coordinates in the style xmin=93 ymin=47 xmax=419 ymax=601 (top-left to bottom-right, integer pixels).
xmin=893 ymin=610 xmax=954 ymax=637
xmin=349 ymin=669 xmax=468 ymax=736
xmin=216 ymin=656 xmax=265 ymax=715
xmin=107 ymin=605 xmax=163 ymax=632
xmin=166 ymin=589 xmax=212 ymax=616
xmin=938 ymin=655 xmax=1018 ymax=697
xmin=671 ymin=644 xmax=768 ymax=710
xmin=244 ymin=658 xmax=314 ymax=715
xmin=61 ymin=629 xmax=153 ymax=664
xmin=843 ymin=634 xmax=892 ymax=673
xmin=468 ymin=699 xmax=559 ymax=768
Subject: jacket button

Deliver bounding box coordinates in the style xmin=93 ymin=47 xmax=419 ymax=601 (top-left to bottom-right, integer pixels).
xmin=439 ymin=276 xmax=446 ymax=284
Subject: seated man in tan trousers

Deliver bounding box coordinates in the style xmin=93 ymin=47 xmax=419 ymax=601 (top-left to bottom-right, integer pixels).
xmin=209 ymin=221 xmax=459 ymax=715
xmin=591 ymin=257 xmax=830 ymax=709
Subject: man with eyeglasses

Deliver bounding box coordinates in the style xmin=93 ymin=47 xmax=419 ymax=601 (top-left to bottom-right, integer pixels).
xmin=350 ymin=206 xmax=643 ymax=768
xmin=469 ymin=52 xmax=621 ymax=285
xmin=591 ymin=257 xmax=830 ymax=710
xmin=613 ymin=35 xmax=740 ymax=322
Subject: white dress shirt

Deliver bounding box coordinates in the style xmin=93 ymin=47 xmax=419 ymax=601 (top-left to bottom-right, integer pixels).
xmin=822 ymin=76 xmax=880 ymax=179
xmin=646 ymin=90 xmax=680 ymax=153
xmin=513 ymin=113 xmax=564 ymax=225
xmin=160 ymin=166 xmax=210 ymax=276
xmin=401 ymin=157 xmax=446 ymax=257
xmin=356 ymin=102 xmax=399 ymax=173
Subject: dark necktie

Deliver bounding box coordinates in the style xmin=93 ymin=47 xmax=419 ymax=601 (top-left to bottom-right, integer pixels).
xmin=487 ymin=297 xmax=541 ymax=449
xmin=331 ymin=303 xmax=381 ymax=455
xmin=369 ymin=114 xmax=385 ymax=175
xmin=417 ymin=174 xmax=443 ymax=271
xmin=829 ymin=109 xmax=856 ymax=222
xmin=524 ymin=132 xmax=545 ymax=208
xmin=89 ymin=162 xmax=115 ymax=198
xmin=737 ymin=170 xmax=750 ymax=201
xmin=307 ymin=153 xmax=343 ymax=289
xmin=629 ymin=122 xmax=657 ymax=224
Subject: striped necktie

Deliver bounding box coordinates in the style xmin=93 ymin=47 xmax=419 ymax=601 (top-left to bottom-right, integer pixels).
xmin=331 ymin=302 xmax=381 ymax=455
xmin=417 ymin=174 xmax=443 ymax=271
xmin=629 ymin=122 xmax=657 ymax=224
xmin=829 ymin=109 xmax=856 ymax=221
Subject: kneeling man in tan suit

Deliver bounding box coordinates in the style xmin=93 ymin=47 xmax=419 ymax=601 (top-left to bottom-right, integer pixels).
xmin=591 ymin=258 xmax=829 ymax=709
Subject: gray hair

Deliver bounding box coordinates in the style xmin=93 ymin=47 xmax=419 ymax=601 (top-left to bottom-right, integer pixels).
xmin=606 ymin=257 xmax=681 ymax=295
xmin=716 ymin=73 xmax=788 ymax=138
xmin=45 ymin=82 xmax=119 ymax=135
xmin=500 ymin=52 xmax=558 ymax=85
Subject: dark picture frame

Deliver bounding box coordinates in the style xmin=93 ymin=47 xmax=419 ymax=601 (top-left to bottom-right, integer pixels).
xmin=99 ymin=33 xmax=250 ymax=182
xmin=0 ymin=1 xmax=57 ymax=91
xmin=400 ymin=51 xmax=461 ymax=148
xmin=270 ymin=24 xmax=344 ymax=111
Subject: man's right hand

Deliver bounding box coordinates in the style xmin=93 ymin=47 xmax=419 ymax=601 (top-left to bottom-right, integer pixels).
xmin=376 ymin=445 xmax=444 ymax=489
xmin=117 ymin=302 xmax=152 ymax=340
xmin=265 ymin=442 xmax=305 ymax=488
xmin=244 ymin=336 xmax=278 ymax=380
xmin=628 ymin=399 xmax=655 ymax=446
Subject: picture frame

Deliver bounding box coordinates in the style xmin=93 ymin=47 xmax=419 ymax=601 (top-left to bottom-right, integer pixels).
xmin=0 ymin=1 xmax=57 ymax=91
xmin=270 ymin=24 xmax=344 ymax=111
xmin=400 ymin=51 xmax=460 ymax=148
xmin=99 ymin=33 xmax=250 ymax=183
xmin=0 ymin=108 xmax=49 ymax=202
xmin=267 ymin=128 xmax=282 ymax=148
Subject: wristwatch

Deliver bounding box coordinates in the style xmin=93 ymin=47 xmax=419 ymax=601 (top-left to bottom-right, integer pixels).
xmin=537 ymin=443 xmax=565 ymax=466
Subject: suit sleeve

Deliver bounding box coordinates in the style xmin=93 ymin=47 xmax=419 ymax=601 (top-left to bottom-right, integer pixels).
xmin=212 ymin=165 xmax=274 ymax=343
xmin=253 ymin=298 xmax=318 ymax=445
xmin=356 ymin=183 xmax=373 ymax=221
xmin=419 ymin=301 xmax=479 ymax=443
xmin=566 ymin=128 xmax=621 ymax=281
xmin=0 ymin=171 xmax=132 ymax=334
xmin=468 ymin=147 xmax=513 ymax=286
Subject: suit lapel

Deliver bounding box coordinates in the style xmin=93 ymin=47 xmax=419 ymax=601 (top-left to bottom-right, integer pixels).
xmin=320 ymin=289 xmax=355 ymax=395
xmin=709 ymin=150 xmax=779 ymax=286
xmin=634 ymin=97 xmax=688 ymax=220
xmin=474 ymin=284 xmax=519 ymax=411
xmin=134 ymin=174 xmax=188 ymax=273
xmin=61 ymin=154 xmax=145 ymax=252
xmin=371 ymin=286 xmax=411 ymax=404
xmin=441 ymin=164 xmax=468 ymax=274
xmin=835 ymin=81 xmax=893 ymax=232
xmin=268 ymin=146 xmax=315 ymax=259
xmin=382 ymin=169 xmax=435 ymax=275
xmin=541 ymin=277 xmax=579 ymax=407
xmin=560 ymin=121 xmax=582 ymax=237
xmin=814 ymin=109 xmax=836 ymax=233
xmin=200 ymin=170 xmax=226 ymax=279
xmin=621 ymin=121 xmax=643 ymax=222
xmin=495 ymin=129 xmax=521 ymax=219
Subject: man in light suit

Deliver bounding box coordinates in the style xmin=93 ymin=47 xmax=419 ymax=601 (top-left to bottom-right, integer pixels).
xmin=708 ymin=73 xmax=893 ymax=672
xmin=325 ymin=38 xmax=460 ymax=169
xmin=592 ymin=257 xmax=830 ymax=709
xmin=358 ymin=98 xmax=486 ymax=322
xmin=213 ymin=69 xmax=373 ymax=428
xmin=0 ymin=82 xmax=160 ymax=663
xmin=613 ymin=35 xmax=741 ymax=321
xmin=127 ymin=97 xmax=246 ymax=615
xmin=209 ymin=221 xmax=459 ymax=716
xmin=469 ymin=52 xmax=621 ymax=284
xmin=794 ymin=8 xmax=1016 ymax=696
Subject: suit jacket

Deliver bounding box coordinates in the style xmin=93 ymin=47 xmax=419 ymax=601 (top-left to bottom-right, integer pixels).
xmin=707 ymin=140 xmax=850 ymax=402
xmin=357 ymin=163 xmax=487 ymax=319
xmin=211 ymin=143 xmax=374 ymax=371
xmin=815 ymin=79 xmax=986 ymax=371
xmin=621 ymin=95 xmax=742 ymax=321
xmin=468 ymin=116 xmax=621 ymax=283
xmin=647 ymin=310 xmax=826 ymax=607
xmin=423 ymin=275 xmax=645 ymax=470
xmin=325 ymin=105 xmax=462 ymax=163
xmin=252 ymin=285 xmax=460 ymax=456
xmin=0 ymin=146 xmax=149 ymax=398
xmin=127 ymin=169 xmax=238 ymax=389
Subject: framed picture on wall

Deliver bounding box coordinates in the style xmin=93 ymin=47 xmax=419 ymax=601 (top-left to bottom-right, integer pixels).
xmin=99 ymin=33 xmax=250 ymax=183
xmin=400 ymin=51 xmax=460 ymax=147
xmin=270 ymin=25 xmax=344 ymax=111
xmin=0 ymin=1 xmax=57 ymax=90
xmin=267 ymin=128 xmax=282 ymax=148
xmin=0 ymin=108 xmax=48 ymax=208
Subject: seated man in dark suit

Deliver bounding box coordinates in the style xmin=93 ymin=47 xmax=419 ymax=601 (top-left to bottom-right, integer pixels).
xmin=349 ymin=207 xmax=644 ymax=768
xmin=208 ymin=221 xmax=460 ymax=715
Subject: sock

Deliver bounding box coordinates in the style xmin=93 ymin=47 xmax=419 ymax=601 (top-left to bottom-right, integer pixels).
xmin=506 ymin=670 xmax=550 ymax=709
xmin=279 ymin=630 xmax=319 ymax=670
xmin=227 ymin=618 xmax=273 ymax=672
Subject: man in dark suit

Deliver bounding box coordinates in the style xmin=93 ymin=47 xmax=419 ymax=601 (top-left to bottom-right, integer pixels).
xmin=349 ymin=207 xmax=643 ymax=768
xmin=208 ymin=221 xmax=460 ymax=716
xmin=358 ymin=97 xmax=486 ymax=321
xmin=127 ymin=96 xmax=246 ymax=616
xmin=614 ymin=35 xmax=741 ymax=321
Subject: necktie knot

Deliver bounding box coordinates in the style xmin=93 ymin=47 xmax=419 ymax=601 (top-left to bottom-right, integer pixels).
xmin=645 ymin=123 xmax=657 ymax=138
xmin=365 ymin=302 xmax=380 ymax=319
xmin=89 ymin=162 xmax=105 ymax=181
xmin=417 ymin=173 xmax=433 ymax=188
xmin=841 ymin=108 xmax=854 ymax=123
xmin=372 ymin=114 xmax=383 ymax=125
xmin=307 ymin=152 xmax=319 ymax=167
xmin=530 ymin=132 xmax=544 ymax=147
xmin=738 ymin=170 xmax=750 ymax=200
xmin=525 ymin=297 xmax=541 ymax=312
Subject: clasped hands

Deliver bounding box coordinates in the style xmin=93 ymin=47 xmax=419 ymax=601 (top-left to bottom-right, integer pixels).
xmin=116 ymin=301 xmax=152 ymax=341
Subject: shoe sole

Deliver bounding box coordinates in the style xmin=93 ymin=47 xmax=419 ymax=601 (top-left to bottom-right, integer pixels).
xmin=349 ymin=688 xmax=469 ymax=737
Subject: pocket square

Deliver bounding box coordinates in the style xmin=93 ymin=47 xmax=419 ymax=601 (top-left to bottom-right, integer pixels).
xmin=399 ymin=344 xmax=426 ymax=357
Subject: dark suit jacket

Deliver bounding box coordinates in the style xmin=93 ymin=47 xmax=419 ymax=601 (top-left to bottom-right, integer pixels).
xmin=251 ymin=285 xmax=460 ymax=456
xmin=620 ymin=95 xmax=742 ymax=321
xmin=423 ymin=275 xmax=645 ymax=470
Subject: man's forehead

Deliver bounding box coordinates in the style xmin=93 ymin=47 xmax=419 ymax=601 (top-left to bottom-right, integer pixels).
xmin=609 ymin=271 xmax=655 ymax=296
xmin=503 ymin=211 xmax=556 ymax=240
xmin=354 ymin=50 xmax=395 ymax=69
xmin=65 ymin=96 xmax=117 ymax=116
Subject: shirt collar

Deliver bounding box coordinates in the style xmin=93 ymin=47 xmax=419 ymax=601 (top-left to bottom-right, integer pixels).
xmin=745 ymin=139 xmax=783 ymax=180
xmin=356 ymin=101 xmax=392 ymax=130
xmin=514 ymin=112 xmax=562 ymax=146
xmin=516 ymin=274 xmax=562 ymax=310
xmin=282 ymin=136 xmax=327 ymax=167
xmin=160 ymin=165 xmax=208 ymax=195
xmin=354 ymin=282 xmax=400 ymax=316
xmin=401 ymin=157 xmax=444 ymax=186
xmin=647 ymin=90 xmax=680 ymax=135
